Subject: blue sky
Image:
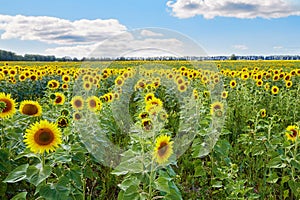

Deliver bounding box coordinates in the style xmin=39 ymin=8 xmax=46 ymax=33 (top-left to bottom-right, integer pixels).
xmin=0 ymin=0 xmax=299 ymax=58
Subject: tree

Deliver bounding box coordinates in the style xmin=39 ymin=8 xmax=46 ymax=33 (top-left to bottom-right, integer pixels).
xmin=230 ymin=54 xmax=237 ymax=60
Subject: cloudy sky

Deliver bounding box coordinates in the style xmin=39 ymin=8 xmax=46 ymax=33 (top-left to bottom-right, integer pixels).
xmin=0 ymin=0 xmax=299 ymax=58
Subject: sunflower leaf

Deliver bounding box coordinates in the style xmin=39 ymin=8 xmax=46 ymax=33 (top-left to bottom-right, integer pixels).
xmin=3 ymin=164 xmax=29 ymax=183
xmin=26 ymin=164 xmax=52 ymax=186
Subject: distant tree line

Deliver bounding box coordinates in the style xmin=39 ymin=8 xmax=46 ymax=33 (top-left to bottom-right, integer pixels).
xmin=0 ymin=49 xmax=80 ymax=62
xmin=1 ymin=49 xmax=300 ymax=62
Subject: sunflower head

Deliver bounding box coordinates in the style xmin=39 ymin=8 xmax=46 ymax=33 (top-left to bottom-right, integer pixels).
xmin=210 ymin=102 xmax=224 ymax=117
xmin=271 ymin=86 xmax=279 ymax=95
xmin=141 ymin=118 xmax=153 ymax=131
xmin=285 ymin=125 xmax=298 ymax=142
xmin=230 ymin=80 xmax=237 ymax=88
xmin=19 ymin=100 xmax=42 ymax=117
xmin=86 ymin=96 xmax=101 ymax=112
xmin=71 ymin=96 xmax=84 ymax=110
xmin=260 ymin=109 xmax=266 ymax=118
xmin=0 ymin=93 xmax=17 ymax=119
xmin=154 ymin=135 xmax=174 ymax=164
xmin=53 ymin=93 xmax=65 ymax=105
xmin=57 ymin=116 xmax=69 ymax=128
xmin=73 ymin=112 xmax=82 ymax=121
xmin=24 ymin=120 xmax=62 ymax=154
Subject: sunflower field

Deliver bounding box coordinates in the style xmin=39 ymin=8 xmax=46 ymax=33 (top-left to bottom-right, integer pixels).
xmin=0 ymin=60 xmax=299 ymax=200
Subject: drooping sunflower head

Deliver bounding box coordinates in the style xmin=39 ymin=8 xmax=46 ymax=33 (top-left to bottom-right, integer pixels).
xmin=19 ymin=100 xmax=42 ymax=117
xmin=154 ymin=135 xmax=173 ymax=164
xmin=23 ymin=120 xmax=62 ymax=154
xmin=285 ymin=125 xmax=298 ymax=142
xmin=0 ymin=93 xmax=17 ymax=119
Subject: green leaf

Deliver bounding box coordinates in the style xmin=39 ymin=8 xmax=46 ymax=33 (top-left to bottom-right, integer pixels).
xmin=26 ymin=164 xmax=52 ymax=186
xmin=39 ymin=176 xmax=70 ymax=200
xmin=3 ymin=164 xmax=29 ymax=183
xmin=118 ymin=177 xmax=140 ymax=191
xmin=291 ymin=160 xmax=300 ymax=170
xmin=266 ymin=157 xmax=286 ymax=168
xmin=11 ymin=192 xmax=27 ymax=200
xmin=0 ymin=182 xmax=7 ymax=196
xmin=122 ymin=185 xmax=140 ymax=200
xmin=155 ymin=176 xmax=170 ymax=193
xmin=194 ymin=165 xmax=206 ymax=177
xmin=266 ymin=172 xmax=278 ymax=183
xmin=288 ymin=180 xmax=300 ymax=197
xmin=0 ymin=149 xmax=11 ymax=172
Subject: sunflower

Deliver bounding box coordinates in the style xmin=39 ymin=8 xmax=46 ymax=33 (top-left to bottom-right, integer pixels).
xmin=210 ymin=102 xmax=224 ymax=117
xmin=221 ymin=91 xmax=228 ymax=99
xmin=19 ymin=100 xmax=42 ymax=117
xmin=138 ymin=111 xmax=149 ymax=119
xmin=265 ymin=83 xmax=270 ymax=91
xmin=256 ymin=80 xmax=263 ymax=87
xmin=260 ymin=109 xmax=266 ymax=118
xmin=177 ymin=83 xmax=187 ymax=92
xmin=285 ymin=125 xmax=298 ymax=142
xmin=23 ymin=120 xmax=62 ymax=154
xmin=73 ymin=112 xmax=82 ymax=121
xmin=271 ymin=86 xmax=279 ymax=95
xmin=0 ymin=93 xmax=17 ymax=118
xmin=145 ymin=93 xmax=155 ymax=102
xmin=56 ymin=116 xmax=69 ymax=128
xmin=18 ymin=74 xmax=27 ymax=82
xmin=115 ymin=76 xmax=124 ymax=87
xmin=62 ymin=75 xmax=71 ymax=83
xmin=154 ymin=135 xmax=173 ymax=164
xmin=285 ymin=81 xmax=292 ymax=88
xmin=230 ymin=80 xmax=237 ymax=88
xmin=83 ymin=81 xmax=92 ymax=91
xmin=53 ymin=93 xmax=65 ymax=105
xmin=71 ymin=96 xmax=84 ymax=110
xmin=203 ymin=90 xmax=210 ymax=98
xmin=47 ymin=80 xmax=60 ymax=90
xmin=141 ymin=118 xmax=152 ymax=131
xmin=62 ymin=83 xmax=68 ymax=90
xmin=86 ymin=96 xmax=101 ymax=112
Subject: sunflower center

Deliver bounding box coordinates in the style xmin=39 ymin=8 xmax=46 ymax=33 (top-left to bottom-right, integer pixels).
xmin=34 ymin=128 xmax=54 ymax=145
xmin=291 ymin=129 xmax=298 ymax=137
xmin=0 ymin=99 xmax=12 ymax=113
xmin=89 ymin=100 xmax=97 ymax=108
xmin=75 ymin=99 xmax=82 ymax=107
xmin=22 ymin=104 xmax=38 ymax=115
xmin=55 ymin=96 xmax=62 ymax=104
xmin=158 ymin=142 xmax=168 ymax=157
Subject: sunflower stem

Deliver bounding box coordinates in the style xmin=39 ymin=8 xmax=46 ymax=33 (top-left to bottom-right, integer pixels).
xmin=42 ymin=152 xmax=46 ymax=185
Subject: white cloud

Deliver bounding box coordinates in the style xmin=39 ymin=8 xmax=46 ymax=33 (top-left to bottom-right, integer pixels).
xmin=45 ymin=32 xmax=184 ymax=58
xmin=233 ymin=44 xmax=248 ymax=50
xmin=166 ymin=0 xmax=300 ymax=19
xmin=140 ymin=29 xmax=164 ymax=37
xmin=0 ymin=14 xmax=127 ymax=45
